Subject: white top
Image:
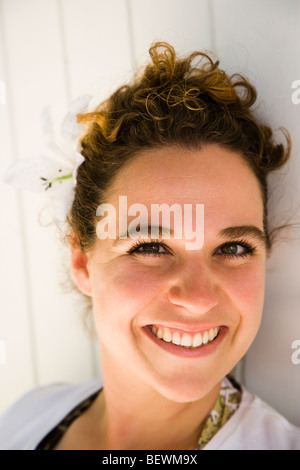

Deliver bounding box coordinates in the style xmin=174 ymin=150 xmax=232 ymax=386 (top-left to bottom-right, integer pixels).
xmin=0 ymin=379 xmax=299 ymax=450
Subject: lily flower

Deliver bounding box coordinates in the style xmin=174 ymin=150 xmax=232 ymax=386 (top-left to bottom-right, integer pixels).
xmin=4 ymin=95 xmax=91 ymax=226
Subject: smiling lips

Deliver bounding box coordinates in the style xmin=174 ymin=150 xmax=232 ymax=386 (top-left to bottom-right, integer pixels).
xmin=150 ymin=325 xmax=220 ymax=349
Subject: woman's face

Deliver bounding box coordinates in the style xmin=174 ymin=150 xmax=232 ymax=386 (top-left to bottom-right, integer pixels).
xmin=73 ymin=145 xmax=267 ymax=403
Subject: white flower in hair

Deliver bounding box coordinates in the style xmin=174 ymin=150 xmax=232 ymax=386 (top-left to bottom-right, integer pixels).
xmin=4 ymin=95 xmax=91 ymax=226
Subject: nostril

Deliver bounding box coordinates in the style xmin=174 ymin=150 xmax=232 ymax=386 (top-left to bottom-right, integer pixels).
xmin=167 ymin=283 xmax=219 ymax=315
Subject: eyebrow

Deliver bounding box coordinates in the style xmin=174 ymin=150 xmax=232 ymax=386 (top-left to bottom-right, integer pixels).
xmin=219 ymin=225 xmax=267 ymax=245
xmin=113 ymin=225 xmax=175 ymax=245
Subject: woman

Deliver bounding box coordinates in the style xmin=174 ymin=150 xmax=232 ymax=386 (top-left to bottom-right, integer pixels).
xmin=1 ymin=42 xmax=300 ymax=450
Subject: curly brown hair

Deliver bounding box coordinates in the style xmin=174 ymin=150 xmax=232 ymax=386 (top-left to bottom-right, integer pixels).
xmin=66 ymin=42 xmax=290 ymax=255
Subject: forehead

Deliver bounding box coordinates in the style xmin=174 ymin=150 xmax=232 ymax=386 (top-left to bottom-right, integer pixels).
xmin=107 ymin=144 xmax=264 ymax=229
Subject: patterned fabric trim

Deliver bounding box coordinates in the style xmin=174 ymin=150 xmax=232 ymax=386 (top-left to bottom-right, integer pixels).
xmin=196 ymin=375 xmax=242 ymax=450
xmin=36 ymin=376 xmax=242 ymax=450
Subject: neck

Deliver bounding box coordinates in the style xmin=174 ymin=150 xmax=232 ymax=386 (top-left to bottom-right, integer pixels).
xmin=91 ymin=353 xmax=221 ymax=450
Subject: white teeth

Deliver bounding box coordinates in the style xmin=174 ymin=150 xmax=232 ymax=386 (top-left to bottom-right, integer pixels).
xmin=163 ymin=328 xmax=172 ymax=343
xmin=157 ymin=328 xmax=163 ymax=339
xmin=151 ymin=325 xmax=220 ymax=348
xmin=208 ymin=328 xmax=215 ymax=341
xmin=172 ymin=332 xmax=181 ymax=345
xmin=192 ymin=333 xmax=203 ymax=348
xmin=181 ymin=334 xmax=193 ymax=347
xmin=202 ymin=331 xmax=208 ymax=345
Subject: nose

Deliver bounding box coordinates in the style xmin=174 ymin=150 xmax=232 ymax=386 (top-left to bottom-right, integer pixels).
xmin=166 ymin=257 xmax=219 ymax=315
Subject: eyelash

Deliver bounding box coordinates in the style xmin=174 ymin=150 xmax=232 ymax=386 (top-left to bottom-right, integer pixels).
xmin=127 ymin=239 xmax=256 ymax=259
xmin=127 ymin=240 xmax=170 ymax=257
xmin=215 ymin=239 xmax=255 ymax=259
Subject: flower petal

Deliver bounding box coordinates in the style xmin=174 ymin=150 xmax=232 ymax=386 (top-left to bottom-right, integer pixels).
xmin=50 ymin=178 xmax=75 ymax=222
xmin=61 ymin=95 xmax=92 ymax=143
xmin=3 ymin=156 xmax=73 ymax=192
xmin=41 ymin=106 xmax=55 ymax=150
xmin=41 ymin=107 xmax=69 ymax=163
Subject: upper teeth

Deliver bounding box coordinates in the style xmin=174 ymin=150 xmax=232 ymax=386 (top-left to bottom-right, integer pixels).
xmin=151 ymin=326 xmax=220 ymax=348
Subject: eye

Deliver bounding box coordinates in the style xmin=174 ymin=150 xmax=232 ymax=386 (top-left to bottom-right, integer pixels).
xmin=127 ymin=241 xmax=170 ymax=257
xmin=215 ymin=241 xmax=255 ymax=259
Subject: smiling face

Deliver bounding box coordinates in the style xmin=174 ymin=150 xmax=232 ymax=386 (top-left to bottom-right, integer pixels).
xmin=72 ymin=144 xmax=266 ymax=403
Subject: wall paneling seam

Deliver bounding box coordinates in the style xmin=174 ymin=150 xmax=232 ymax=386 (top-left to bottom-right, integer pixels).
xmin=0 ymin=0 xmax=39 ymax=386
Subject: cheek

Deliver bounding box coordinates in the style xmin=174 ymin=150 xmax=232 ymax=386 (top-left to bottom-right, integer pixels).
xmin=234 ymin=264 xmax=265 ymax=312
xmin=90 ymin=260 xmax=166 ymax=334
xmin=224 ymin=263 xmax=265 ymax=343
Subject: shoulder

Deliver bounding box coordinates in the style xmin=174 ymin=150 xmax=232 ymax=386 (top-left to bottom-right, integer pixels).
xmin=0 ymin=379 xmax=102 ymax=450
xmin=206 ymin=385 xmax=300 ymax=450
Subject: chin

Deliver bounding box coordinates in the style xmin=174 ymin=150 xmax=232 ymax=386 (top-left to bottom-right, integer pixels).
xmin=149 ymin=371 xmax=223 ymax=404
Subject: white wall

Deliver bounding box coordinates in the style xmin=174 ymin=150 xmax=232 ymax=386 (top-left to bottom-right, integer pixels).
xmin=0 ymin=0 xmax=299 ymax=426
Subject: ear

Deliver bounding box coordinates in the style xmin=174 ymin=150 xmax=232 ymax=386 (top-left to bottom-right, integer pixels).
xmin=70 ymin=242 xmax=93 ymax=297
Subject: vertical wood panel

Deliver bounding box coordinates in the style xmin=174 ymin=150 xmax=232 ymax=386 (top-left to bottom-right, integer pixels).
xmin=0 ymin=0 xmax=96 ymax=415
xmin=129 ymin=0 xmax=213 ymax=62
xmin=0 ymin=0 xmax=36 ymax=414
xmin=61 ymin=0 xmax=134 ymax=102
